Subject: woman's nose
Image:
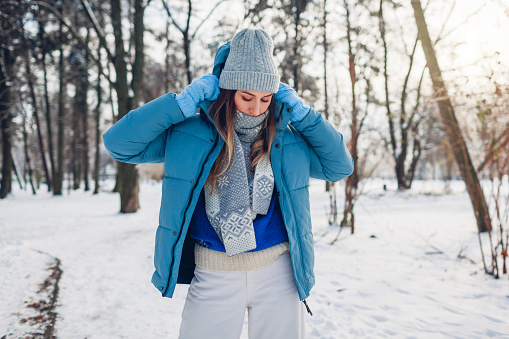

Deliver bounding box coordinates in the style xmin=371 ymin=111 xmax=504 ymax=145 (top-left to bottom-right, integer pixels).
xmin=251 ymin=101 xmax=258 ymax=114
xmin=252 ymin=101 xmax=261 ymax=115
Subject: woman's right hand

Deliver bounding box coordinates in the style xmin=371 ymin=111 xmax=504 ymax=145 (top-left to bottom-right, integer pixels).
xmin=176 ymin=74 xmax=220 ymax=118
xmin=274 ymin=83 xmax=310 ymax=122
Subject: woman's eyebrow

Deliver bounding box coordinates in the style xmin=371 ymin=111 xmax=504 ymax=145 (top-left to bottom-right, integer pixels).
xmin=240 ymin=91 xmax=273 ymax=98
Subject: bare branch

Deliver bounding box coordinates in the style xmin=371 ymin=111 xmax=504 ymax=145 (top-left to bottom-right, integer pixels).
xmin=0 ymin=11 xmax=26 ymax=40
xmin=191 ymin=0 xmax=228 ymax=40
xmin=433 ymin=0 xmax=456 ymax=43
xmin=11 ymin=0 xmax=116 ymax=87
xmin=162 ymin=1 xmax=185 ymax=34
xmin=185 ymin=0 xmax=192 ymax=36
xmin=477 ymin=127 xmax=509 ymax=172
xmin=79 ymin=0 xmax=115 ymax=63
xmin=435 ymin=3 xmax=486 ymax=45
xmin=407 ymin=65 xmax=426 ymax=129
xmin=400 ymin=34 xmax=419 ymax=130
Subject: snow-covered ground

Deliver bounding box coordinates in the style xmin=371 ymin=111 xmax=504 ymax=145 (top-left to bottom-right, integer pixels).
xmin=1 ymin=179 xmax=508 ymax=338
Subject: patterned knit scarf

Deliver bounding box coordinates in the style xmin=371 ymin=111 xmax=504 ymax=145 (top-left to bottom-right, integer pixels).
xmin=204 ymin=110 xmax=275 ymax=256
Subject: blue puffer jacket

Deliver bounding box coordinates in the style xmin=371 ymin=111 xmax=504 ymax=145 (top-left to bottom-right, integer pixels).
xmin=103 ymin=43 xmax=354 ymax=301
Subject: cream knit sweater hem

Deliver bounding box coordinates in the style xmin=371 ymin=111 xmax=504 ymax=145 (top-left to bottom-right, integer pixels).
xmin=194 ymin=241 xmax=290 ymax=272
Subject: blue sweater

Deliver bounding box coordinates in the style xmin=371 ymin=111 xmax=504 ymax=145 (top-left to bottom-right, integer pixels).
xmin=189 ymin=189 xmax=288 ymax=252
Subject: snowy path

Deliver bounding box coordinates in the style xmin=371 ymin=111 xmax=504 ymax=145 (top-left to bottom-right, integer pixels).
xmin=1 ymin=180 xmax=508 ymax=338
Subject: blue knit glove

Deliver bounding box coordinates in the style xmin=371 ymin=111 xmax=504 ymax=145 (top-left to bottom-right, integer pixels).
xmin=274 ymin=83 xmax=310 ymax=122
xmin=175 ymin=74 xmax=220 ymax=118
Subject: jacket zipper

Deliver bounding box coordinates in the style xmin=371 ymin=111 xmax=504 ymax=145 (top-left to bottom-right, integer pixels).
xmin=162 ymin=136 xmax=219 ymax=296
xmin=277 ymin=104 xmax=313 ymax=308
xmin=278 ymin=169 xmax=309 ymax=305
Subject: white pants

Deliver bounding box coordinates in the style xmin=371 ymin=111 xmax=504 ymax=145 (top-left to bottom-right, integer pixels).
xmin=178 ymin=252 xmax=305 ymax=339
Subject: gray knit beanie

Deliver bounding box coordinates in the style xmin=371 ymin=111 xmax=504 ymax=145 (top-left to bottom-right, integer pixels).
xmin=219 ymin=28 xmax=280 ymax=93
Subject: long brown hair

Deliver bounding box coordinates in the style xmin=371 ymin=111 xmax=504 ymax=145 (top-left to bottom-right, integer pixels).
xmin=207 ymin=89 xmax=277 ymax=192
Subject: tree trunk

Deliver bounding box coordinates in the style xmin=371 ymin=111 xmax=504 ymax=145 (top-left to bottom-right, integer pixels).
xmin=82 ymin=99 xmax=90 ymax=192
xmin=111 ymin=0 xmax=140 ymax=212
xmin=131 ymin=0 xmax=145 ymax=108
xmin=406 ymin=128 xmax=422 ymax=189
xmin=404 ymin=66 xmax=426 ymax=189
xmin=71 ymin=99 xmax=81 ymax=190
xmin=41 ymin=25 xmax=56 ymax=192
xmin=110 ymin=83 xmax=119 ymax=194
xmin=117 ymin=161 xmax=139 ymax=213
xmin=93 ymin=8 xmax=104 ymax=195
xmin=379 ymin=0 xmax=397 ymax=159
xmin=184 ymin=38 xmax=191 ymax=84
xmin=54 ymin=6 xmax=66 ymax=196
xmin=164 ymin=18 xmax=171 ymax=93
xmin=0 ymin=45 xmax=14 ymax=198
xmin=93 ymin=75 xmax=101 ymax=195
xmin=292 ymin=0 xmax=301 ymax=92
xmin=380 ymin=0 xmax=426 ymax=190
xmin=12 ymin=151 xmax=23 ymax=190
xmin=22 ymin=106 xmax=37 ymax=195
xmin=322 ymin=0 xmax=328 ymax=122
xmin=323 ymin=0 xmax=333 ymax=193
xmin=26 ymin=50 xmax=52 ymax=191
xmin=380 ymin=0 xmax=405 ymax=190
xmin=411 ymin=0 xmax=491 ymax=233
xmin=341 ymin=0 xmax=359 ymax=234
xmin=82 ymin=29 xmax=91 ymax=191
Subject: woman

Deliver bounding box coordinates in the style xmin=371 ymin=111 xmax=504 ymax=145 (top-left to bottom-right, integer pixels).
xmin=104 ymin=28 xmax=353 ymax=339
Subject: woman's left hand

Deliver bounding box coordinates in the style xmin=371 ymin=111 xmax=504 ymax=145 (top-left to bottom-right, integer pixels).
xmin=274 ymin=83 xmax=310 ymax=122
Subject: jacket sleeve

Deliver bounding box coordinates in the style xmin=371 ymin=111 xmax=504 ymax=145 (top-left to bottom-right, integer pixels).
xmin=103 ymin=92 xmax=187 ymax=164
xmin=291 ymin=108 xmax=354 ymax=182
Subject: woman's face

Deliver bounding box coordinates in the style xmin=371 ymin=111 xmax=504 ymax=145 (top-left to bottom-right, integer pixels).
xmin=234 ymin=90 xmax=273 ymax=117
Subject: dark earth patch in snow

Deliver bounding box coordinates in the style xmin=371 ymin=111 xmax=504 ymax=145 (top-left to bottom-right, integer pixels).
xmin=6 ymin=256 xmax=62 ymax=339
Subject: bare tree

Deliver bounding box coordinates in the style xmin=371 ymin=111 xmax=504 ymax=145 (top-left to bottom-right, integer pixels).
xmin=0 ymin=2 xmax=24 ymax=198
xmin=10 ymin=0 xmax=74 ymax=196
xmin=162 ymin=0 xmax=227 ymax=85
xmin=54 ymin=2 xmax=69 ymax=196
xmin=379 ymin=0 xmax=428 ymax=190
xmin=93 ymin=2 xmax=106 ymax=195
xmin=241 ymin=0 xmax=319 ymax=99
xmin=411 ymin=0 xmax=491 ymax=233
xmin=338 ymin=0 xmax=376 ymax=235
xmin=0 ymin=43 xmax=14 ymax=198
xmin=68 ymin=25 xmax=91 ymax=191
xmin=472 ymin=79 xmax=509 ymax=277
xmin=322 ymin=0 xmax=336 ymax=215
xmin=290 ymin=0 xmax=312 ymax=93
xmin=36 ymin=8 xmax=57 ymax=193
xmin=104 ymin=0 xmax=144 ymax=211
xmin=273 ymin=0 xmax=316 ymax=96
xmin=25 ymin=46 xmax=53 ymax=191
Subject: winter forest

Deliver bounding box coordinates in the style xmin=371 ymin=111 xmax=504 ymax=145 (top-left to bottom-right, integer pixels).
xmin=1 ymin=0 xmax=509 ymax=338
